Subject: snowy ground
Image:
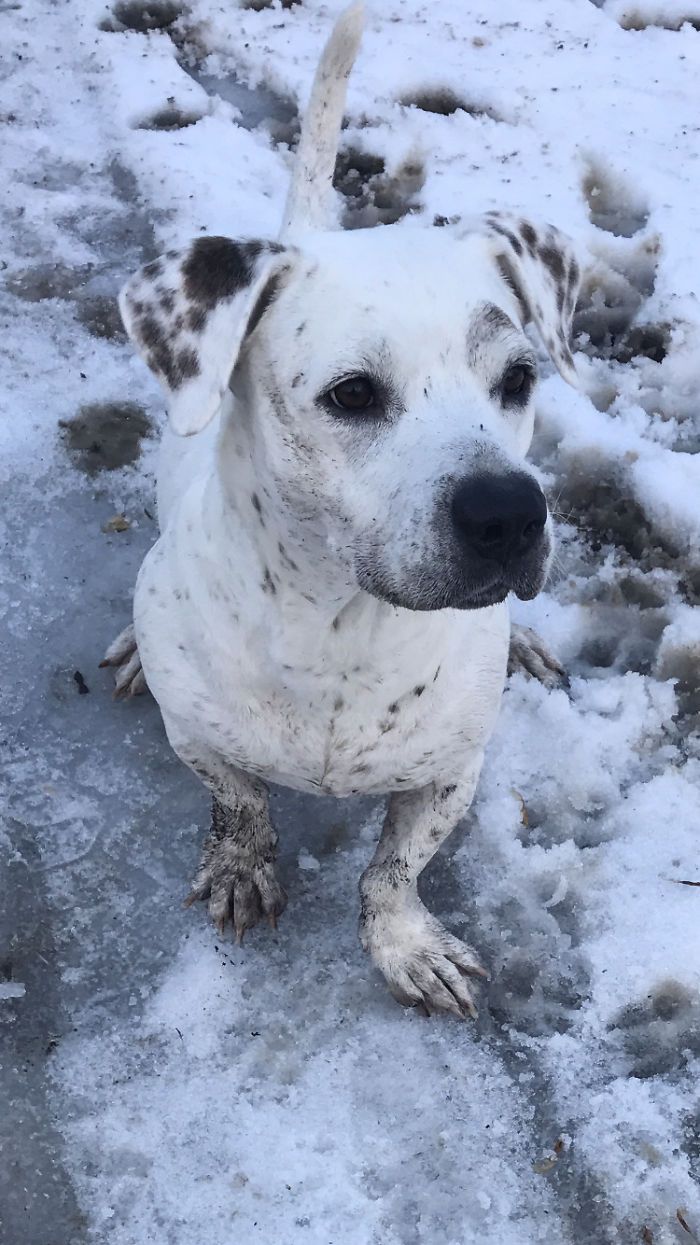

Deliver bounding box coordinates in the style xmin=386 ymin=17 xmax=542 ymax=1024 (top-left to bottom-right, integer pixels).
xmin=2 ymin=0 xmax=700 ymax=1241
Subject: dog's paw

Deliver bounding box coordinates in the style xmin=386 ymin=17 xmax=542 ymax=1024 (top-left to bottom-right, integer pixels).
xmin=360 ymin=898 xmax=486 ymax=1020
xmin=508 ymin=623 xmax=569 ymax=690
xmin=185 ymin=838 xmax=288 ymax=943
xmin=99 ymin=623 xmax=148 ymax=698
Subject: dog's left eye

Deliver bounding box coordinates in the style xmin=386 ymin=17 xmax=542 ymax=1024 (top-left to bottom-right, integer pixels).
xmin=501 ymin=364 xmax=533 ymax=401
xmin=328 ymin=376 xmax=376 ymax=412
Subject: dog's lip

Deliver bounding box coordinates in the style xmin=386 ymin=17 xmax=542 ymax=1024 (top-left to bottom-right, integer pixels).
xmin=461 ymin=561 xmax=547 ymax=607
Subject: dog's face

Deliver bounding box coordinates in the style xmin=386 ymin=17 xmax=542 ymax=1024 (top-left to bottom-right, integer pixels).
xmin=120 ymin=219 xmax=580 ymax=611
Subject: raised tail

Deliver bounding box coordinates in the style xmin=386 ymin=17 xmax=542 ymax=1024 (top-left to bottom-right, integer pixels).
xmin=280 ymin=1 xmax=364 ymax=239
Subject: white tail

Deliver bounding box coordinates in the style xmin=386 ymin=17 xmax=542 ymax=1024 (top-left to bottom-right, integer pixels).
xmin=281 ymin=2 xmax=364 ymax=238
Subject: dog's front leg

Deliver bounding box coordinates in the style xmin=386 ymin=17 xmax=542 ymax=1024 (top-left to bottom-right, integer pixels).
xmin=359 ymin=765 xmax=486 ymax=1019
xmin=183 ymin=754 xmax=287 ymax=942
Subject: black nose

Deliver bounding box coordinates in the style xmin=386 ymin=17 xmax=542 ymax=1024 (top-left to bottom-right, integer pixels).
xmin=451 ymin=473 xmax=548 ymax=563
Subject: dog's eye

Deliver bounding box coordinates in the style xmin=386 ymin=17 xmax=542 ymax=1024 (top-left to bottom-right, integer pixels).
xmin=328 ymin=376 xmax=376 ymax=412
xmin=501 ymin=364 xmax=533 ymax=401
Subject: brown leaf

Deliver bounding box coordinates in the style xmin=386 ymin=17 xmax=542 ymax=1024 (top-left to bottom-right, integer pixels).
xmin=512 ymin=789 xmax=529 ymax=827
xmin=677 ymin=1209 xmax=699 ymax=1240
xmin=532 ymin=1157 xmax=557 ymax=1174
xmin=102 ymin=513 xmax=131 ymax=533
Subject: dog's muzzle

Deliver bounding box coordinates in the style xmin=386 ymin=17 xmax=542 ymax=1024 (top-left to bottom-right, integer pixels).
xmin=450 ymin=472 xmax=550 ymax=606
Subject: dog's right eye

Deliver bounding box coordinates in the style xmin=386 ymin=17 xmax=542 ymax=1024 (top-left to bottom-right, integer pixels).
xmin=328 ymin=376 xmax=376 ymax=412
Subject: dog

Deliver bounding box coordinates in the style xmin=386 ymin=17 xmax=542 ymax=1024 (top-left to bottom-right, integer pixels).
xmin=103 ymin=2 xmax=580 ymax=1020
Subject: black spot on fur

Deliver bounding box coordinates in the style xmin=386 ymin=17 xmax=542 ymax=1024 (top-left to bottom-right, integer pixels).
xmin=187 ymin=305 xmax=206 ymax=333
xmin=182 ymin=237 xmax=282 ymax=310
xmin=520 ymin=220 xmax=538 ymax=255
xmin=251 ymin=492 xmax=262 ymax=514
xmin=245 ymin=270 xmax=287 ymax=340
xmin=413 ymin=685 xmax=425 ymax=697
xmin=159 ymin=291 xmax=175 ymax=314
xmin=539 ymin=244 xmax=565 ymax=283
xmin=439 ymin=784 xmax=457 ymax=799
xmin=177 ymin=347 xmax=199 ymax=380
xmin=262 ymin=567 xmax=277 ymax=595
xmin=489 ymin=221 xmax=524 ymax=256
xmin=495 ymin=253 xmax=531 ymax=324
xmin=334 ymin=696 xmax=344 ymax=712
xmin=142 ymin=259 xmax=163 ymax=280
xmin=388 ymin=701 xmax=399 ymax=715
xmin=278 ymin=541 xmax=299 ymax=573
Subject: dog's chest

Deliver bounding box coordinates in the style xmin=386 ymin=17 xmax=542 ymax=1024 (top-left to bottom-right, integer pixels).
xmin=185 ymin=609 xmax=507 ymax=797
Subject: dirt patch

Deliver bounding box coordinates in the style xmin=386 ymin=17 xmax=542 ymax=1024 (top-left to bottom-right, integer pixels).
xmin=4 ymin=262 xmax=94 ymax=302
xmin=100 ymin=0 xmax=183 ymax=32
xmin=583 ymin=160 xmax=649 ymax=237
xmin=618 ymin=9 xmax=700 ymax=31
xmin=59 ymin=402 xmax=154 ymax=474
xmin=334 ymin=148 xmax=424 ymax=229
xmin=240 ymin=0 xmax=301 ymax=8
xmin=610 ymin=981 xmax=700 ymax=1080
xmin=76 ymin=295 xmax=127 ymax=342
xmin=573 ymin=239 xmax=660 ymax=359
xmin=180 ymin=61 xmax=299 ymax=148
xmin=400 ymin=88 xmax=502 ymax=121
xmin=135 ymin=105 xmax=202 ymax=131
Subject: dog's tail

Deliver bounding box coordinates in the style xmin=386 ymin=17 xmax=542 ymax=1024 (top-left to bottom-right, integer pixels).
xmin=281 ymin=1 xmax=364 ymax=239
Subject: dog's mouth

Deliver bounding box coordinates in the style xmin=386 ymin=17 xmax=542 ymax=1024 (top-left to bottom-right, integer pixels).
xmin=357 ymin=541 xmax=550 ymax=613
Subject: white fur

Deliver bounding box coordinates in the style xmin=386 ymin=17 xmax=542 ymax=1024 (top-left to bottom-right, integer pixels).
xmin=112 ymin=3 xmax=581 ymax=1015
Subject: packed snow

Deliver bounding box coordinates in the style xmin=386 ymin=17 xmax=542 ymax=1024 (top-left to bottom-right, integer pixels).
xmin=1 ymin=0 xmax=699 ymax=1242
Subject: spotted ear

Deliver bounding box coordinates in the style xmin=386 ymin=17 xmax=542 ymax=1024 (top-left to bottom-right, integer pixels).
xmin=482 ymin=213 xmax=581 ymax=386
xmin=119 ymin=237 xmax=291 ymax=436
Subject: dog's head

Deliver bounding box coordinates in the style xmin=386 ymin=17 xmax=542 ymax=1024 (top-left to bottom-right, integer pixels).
xmin=120 ymin=214 xmax=580 ymax=611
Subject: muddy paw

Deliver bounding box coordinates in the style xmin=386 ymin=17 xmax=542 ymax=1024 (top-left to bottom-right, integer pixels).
xmin=360 ymin=899 xmax=486 ymax=1020
xmin=100 ymin=622 xmax=148 ymax=697
xmin=186 ymin=837 xmax=287 ymax=943
xmin=508 ymin=623 xmax=569 ymax=690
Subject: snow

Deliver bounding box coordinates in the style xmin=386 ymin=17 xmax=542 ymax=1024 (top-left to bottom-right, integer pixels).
xmin=1 ymin=0 xmax=699 ymax=1242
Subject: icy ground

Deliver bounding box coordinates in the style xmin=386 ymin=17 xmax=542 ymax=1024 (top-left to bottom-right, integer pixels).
xmin=1 ymin=0 xmax=700 ymax=1241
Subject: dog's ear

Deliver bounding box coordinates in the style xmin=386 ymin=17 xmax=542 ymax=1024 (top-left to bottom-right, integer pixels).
xmin=480 ymin=213 xmax=581 ymax=386
xmin=119 ymin=237 xmax=291 ymax=435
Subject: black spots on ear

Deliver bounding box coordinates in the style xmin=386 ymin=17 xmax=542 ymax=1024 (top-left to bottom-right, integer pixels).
xmin=244 ymin=268 xmax=289 ymax=341
xmin=519 ymin=219 xmax=539 ymax=256
xmin=137 ymin=311 xmax=200 ymax=389
xmin=182 ymin=237 xmax=284 ymax=311
xmin=178 ymin=347 xmax=200 ymax=380
xmin=539 ymin=243 xmax=566 ymax=284
xmin=489 ymin=220 xmax=524 ymax=257
xmin=142 ymin=258 xmax=163 ymax=281
xmin=182 ymin=237 xmax=262 ymax=310
xmin=187 ymin=305 xmax=207 ymax=333
xmin=495 ymin=252 xmax=531 ymax=325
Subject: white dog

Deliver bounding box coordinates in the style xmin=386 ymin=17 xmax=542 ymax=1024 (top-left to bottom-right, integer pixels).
xmin=104 ymin=2 xmax=580 ymax=1019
